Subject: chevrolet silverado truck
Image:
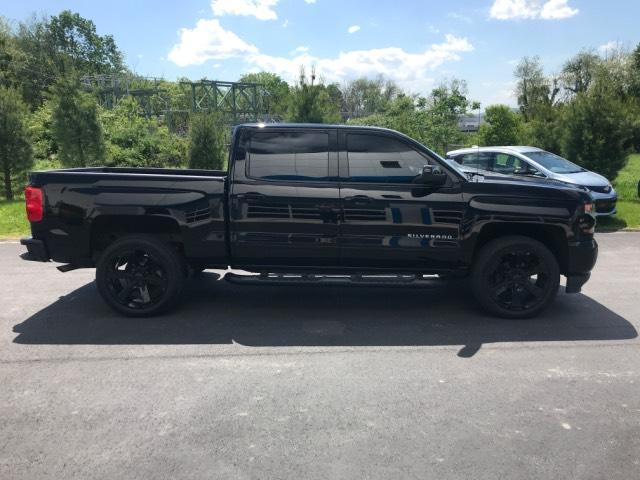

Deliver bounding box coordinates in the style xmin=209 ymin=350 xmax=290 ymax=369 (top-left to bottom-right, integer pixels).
xmin=20 ymin=123 xmax=598 ymax=318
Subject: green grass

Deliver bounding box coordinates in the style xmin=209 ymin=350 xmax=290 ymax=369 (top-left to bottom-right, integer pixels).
xmin=597 ymin=153 xmax=640 ymax=231
xmin=0 ymin=199 xmax=29 ymax=239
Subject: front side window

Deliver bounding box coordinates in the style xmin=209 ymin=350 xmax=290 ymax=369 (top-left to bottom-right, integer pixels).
xmin=346 ymin=133 xmax=430 ymax=183
xmin=492 ymin=153 xmax=525 ymax=174
xmin=248 ymin=131 xmax=329 ymax=181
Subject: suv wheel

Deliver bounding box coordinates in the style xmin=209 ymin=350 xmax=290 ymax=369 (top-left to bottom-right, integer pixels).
xmin=96 ymin=235 xmax=185 ymax=317
xmin=471 ymin=235 xmax=560 ymax=319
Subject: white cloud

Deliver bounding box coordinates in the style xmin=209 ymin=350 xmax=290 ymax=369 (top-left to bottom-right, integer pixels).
xmin=304 ymin=0 xmax=317 ymax=3
xmin=489 ymin=0 xmax=578 ymax=20
xmin=282 ymin=19 xmax=289 ymax=27
xmin=212 ymin=0 xmax=279 ymax=21
xmin=348 ymin=25 xmax=361 ymax=34
xmin=246 ymin=34 xmax=474 ymax=93
xmin=168 ymin=16 xmax=474 ymax=95
xmin=168 ymin=19 xmax=258 ymax=67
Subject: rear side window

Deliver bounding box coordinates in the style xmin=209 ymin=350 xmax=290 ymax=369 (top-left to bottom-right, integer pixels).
xmin=346 ymin=133 xmax=429 ymax=183
xmin=248 ymin=131 xmax=329 ymax=181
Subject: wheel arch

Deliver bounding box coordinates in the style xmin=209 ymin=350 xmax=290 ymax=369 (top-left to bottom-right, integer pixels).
xmin=473 ymin=223 xmax=569 ymax=274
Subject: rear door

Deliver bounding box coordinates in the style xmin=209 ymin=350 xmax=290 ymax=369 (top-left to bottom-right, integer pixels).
xmin=229 ymin=127 xmax=340 ymax=267
xmin=338 ymin=130 xmax=466 ymax=270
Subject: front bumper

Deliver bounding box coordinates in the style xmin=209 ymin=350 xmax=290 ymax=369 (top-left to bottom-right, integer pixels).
xmin=565 ymin=238 xmax=598 ymax=293
xmin=20 ymin=237 xmax=50 ymax=262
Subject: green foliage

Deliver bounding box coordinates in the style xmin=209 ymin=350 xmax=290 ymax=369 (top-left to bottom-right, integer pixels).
xmin=0 ymin=86 xmax=32 ymax=199
xmin=341 ymin=76 xmax=401 ymax=119
xmin=515 ymin=56 xmax=558 ymax=121
xmin=561 ymin=90 xmax=628 ymax=179
xmin=239 ymin=71 xmax=290 ymax=118
xmin=27 ymin=101 xmax=56 ymax=164
xmin=477 ymin=105 xmax=523 ymax=146
xmin=51 ymin=76 xmax=105 ymax=167
xmin=188 ymin=112 xmax=227 ymax=170
xmin=287 ymin=67 xmax=341 ymax=123
xmin=101 ymin=98 xmax=186 ymax=168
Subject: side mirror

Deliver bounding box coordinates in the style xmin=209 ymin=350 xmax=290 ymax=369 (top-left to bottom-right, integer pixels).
xmin=420 ymin=165 xmax=447 ymax=186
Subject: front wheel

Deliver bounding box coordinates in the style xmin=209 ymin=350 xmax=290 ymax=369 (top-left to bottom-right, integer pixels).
xmin=471 ymin=236 xmax=560 ymax=319
xmin=96 ymin=235 xmax=185 ymax=317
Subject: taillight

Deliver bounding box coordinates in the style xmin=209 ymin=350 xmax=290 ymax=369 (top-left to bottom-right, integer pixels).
xmin=25 ymin=186 xmax=43 ymax=222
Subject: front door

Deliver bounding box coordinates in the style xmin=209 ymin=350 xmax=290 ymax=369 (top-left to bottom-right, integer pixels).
xmin=229 ymin=127 xmax=340 ymax=268
xmin=338 ymin=130 xmax=466 ymax=271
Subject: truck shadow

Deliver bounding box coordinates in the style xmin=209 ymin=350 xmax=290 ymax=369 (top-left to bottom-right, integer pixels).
xmin=12 ymin=272 xmax=638 ymax=357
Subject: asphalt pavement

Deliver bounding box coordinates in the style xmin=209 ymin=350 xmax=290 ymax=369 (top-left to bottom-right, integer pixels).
xmin=0 ymin=233 xmax=639 ymax=479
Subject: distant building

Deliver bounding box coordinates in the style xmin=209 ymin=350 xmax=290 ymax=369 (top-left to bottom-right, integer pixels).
xmin=458 ymin=113 xmax=485 ymax=132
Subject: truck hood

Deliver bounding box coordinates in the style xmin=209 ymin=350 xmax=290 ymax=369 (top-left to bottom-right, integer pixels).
xmin=474 ymin=174 xmax=592 ymax=203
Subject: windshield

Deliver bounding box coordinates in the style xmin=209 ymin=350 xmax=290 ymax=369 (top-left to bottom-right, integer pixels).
xmin=524 ymin=151 xmax=585 ymax=174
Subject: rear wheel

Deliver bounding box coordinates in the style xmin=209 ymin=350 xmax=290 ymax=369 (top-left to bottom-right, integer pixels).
xmin=96 ymin=235 xmax=185 ymax=317
xmin=471 ymin=235 xmax=560 ymax=319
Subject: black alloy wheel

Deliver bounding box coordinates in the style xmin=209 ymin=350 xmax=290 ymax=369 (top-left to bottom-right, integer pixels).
xmin=472 ymin=236 xmax=560 ymax=318
xmin=96 ymin=235 xmax=185 ymax=317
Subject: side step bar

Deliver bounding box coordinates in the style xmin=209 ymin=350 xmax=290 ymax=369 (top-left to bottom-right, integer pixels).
xmin=224 ymin=272 xmax=448 ymax=288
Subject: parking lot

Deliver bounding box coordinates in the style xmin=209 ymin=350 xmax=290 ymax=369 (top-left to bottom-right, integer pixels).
xmin=1 ymin=233 xmax=639 ymax=479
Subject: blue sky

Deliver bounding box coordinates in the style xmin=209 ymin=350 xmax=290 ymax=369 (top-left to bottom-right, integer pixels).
xmin=3 ymin=0 xmax=639 ymax=107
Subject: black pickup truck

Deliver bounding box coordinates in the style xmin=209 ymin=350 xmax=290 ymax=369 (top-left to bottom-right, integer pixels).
xmin=21 ymin=123 xmax=598 ymax=318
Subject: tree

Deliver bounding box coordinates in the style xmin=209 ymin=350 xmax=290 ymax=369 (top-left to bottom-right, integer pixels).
xmin=341 ymin=76 xmax=401 ymax=119
xmin=561 ymin=51 xmax=600 ymax=96
xmin=514 ymin=56 xmax=558 ymax=121
xmin=188 ymin=112 xmax=227 ymax=170
xmin=13 ymin=11 xmax=125 ymax=108
xmin=239 ymin=71 xmax=290 ymax=119
xmin=287 ymin=67 xmax=340 ymax=123
xmin=51 ymin=76 xmax=105 ymax=167
xmin=46 ymin=10 xmax=123 ymax=75
xmin=477 ymin=105 xmax=523 ymax=146
xmin=0 ymin=87 xmax=32 ymax=199
xmin=561 ymin=90 xmax=628 ymax=179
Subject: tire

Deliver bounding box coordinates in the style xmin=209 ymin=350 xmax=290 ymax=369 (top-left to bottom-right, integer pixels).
xmin=471 ymin=235 xmax=560 ymax=319
xmin=96 ymin=235 xmax=185 ymax=317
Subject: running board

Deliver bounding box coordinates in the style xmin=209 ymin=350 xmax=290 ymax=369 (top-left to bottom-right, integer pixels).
xmin=224 ymin=272 xmax=447 ymax=288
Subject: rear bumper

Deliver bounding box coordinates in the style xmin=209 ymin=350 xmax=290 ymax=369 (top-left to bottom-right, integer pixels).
xmin=565 ymin=238 xmax=598 ymax=293
xmin=20 ymin=237 xmax=50 ymax=262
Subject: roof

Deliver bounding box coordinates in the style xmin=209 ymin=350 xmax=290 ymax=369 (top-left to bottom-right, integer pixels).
xmin=446 ymin=146 xmax=544 ymax=155
xmin=238 ymin=122 xmax=398 ymax=132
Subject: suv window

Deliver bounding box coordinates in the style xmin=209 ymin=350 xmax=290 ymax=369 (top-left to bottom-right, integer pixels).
xmin=459 ymin=152 xmax=492 ymax=170
xmin=492 ymin=153 xmax=525 ymax=174
xmin=346 ymin=133 xmax=430 ymax=183
xmin=248 ymin=131 xmax=329 ymax=181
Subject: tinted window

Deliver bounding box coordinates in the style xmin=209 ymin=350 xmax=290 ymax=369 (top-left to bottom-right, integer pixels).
xmin=249 ymin=131 xmax=329 ymax=181
xmin=347 ymin=134 xmax=429 ymax=183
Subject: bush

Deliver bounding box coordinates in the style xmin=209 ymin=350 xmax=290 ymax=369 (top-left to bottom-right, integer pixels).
xmin=188 ymin=112 xmax=227 ymax=170
xmin=561 ymin=91 xmax=629 ymax=179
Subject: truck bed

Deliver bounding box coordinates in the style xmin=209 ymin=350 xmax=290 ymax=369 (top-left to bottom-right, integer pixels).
xmin=27 ymin=166 xmax=229 ymax=266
